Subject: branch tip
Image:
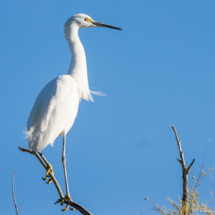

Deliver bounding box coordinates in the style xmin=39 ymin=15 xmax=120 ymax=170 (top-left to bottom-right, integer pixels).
xmin=186 ymin=159 xmax=195 ymax=174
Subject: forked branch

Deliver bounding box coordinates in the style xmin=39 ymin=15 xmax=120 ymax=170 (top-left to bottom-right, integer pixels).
xmin=171 ymin=125 xmax=195 ymax=215
xmin=19 ymin=147 xmax=93 ymax=215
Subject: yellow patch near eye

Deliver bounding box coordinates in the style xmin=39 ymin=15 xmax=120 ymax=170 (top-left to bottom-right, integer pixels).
xmin=85 ymin=18 xmax=93 ymax=23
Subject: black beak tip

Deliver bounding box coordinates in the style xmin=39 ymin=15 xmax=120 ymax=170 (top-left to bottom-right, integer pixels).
xmin=93 ymin=21 xmax=122 ymax=31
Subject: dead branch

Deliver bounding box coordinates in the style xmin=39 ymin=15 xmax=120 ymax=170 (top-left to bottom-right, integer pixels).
xmin=19 ymin=147 xmax=93 ymax=215
xmin=171 ymin=125 xmax=195 ymax=215
xmin=12 ymin=172 xmax=19 ymax=215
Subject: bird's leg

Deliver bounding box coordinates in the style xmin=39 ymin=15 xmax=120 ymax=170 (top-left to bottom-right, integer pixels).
xmin=39 ymin=152 xmax=54 ymax=184
xmin=61 ymin=134 xmax=74 ymax=212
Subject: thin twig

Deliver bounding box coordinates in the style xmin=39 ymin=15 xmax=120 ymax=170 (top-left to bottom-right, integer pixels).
xmin=171 ymin=125 xmax=195 ymax=215
xmin=209 ymin=167 xmax=215 ymax=199
xmin=194 ymin=139 xmax=210 ymax=191
xmin=211 ymin=172 xmax=215 ymax=197
xmin=12 ymin=172 xmax=19 ymax=215
xmin=212 ymin=172 xmax=215 ymax=195
xmin=19 ymin=147 xmax=93 ymax=215
xmin=144 ymin=202 xmax=153 ymax=215
xmin=145 ymin=198 xmax=166 ymax=214
xmin=136 ymin=204 xmax=144 ymax=215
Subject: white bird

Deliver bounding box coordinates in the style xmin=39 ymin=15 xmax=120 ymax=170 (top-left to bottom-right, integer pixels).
xmin=26 ymin=13 xmax=121 ymax=211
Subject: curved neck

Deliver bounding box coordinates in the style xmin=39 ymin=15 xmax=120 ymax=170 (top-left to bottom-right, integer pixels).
xmin=64 ymin=23 xmax=92 ymax=101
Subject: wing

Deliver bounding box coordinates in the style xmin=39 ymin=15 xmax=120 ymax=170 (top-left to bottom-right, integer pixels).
xmin=26 ymin=75 xmax=80 ymax=151
xmin=27 ymin=77 xmax=57 ymax=134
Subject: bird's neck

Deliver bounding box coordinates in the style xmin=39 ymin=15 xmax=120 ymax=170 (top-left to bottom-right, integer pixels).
xmin=65 ymin=23 xmax=92 ymax=101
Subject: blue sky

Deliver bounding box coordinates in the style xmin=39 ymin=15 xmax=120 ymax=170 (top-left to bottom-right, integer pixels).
xmin=0 ymin=0 xmax=215 ymax=214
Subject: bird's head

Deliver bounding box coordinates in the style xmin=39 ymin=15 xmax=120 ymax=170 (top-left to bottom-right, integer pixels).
xmin=64 ymin=13 xmax=122 ymax=30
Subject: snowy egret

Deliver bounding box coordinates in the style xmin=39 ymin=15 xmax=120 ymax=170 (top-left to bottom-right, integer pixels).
xmin=26 ymin=14 xmax=121 ymax=211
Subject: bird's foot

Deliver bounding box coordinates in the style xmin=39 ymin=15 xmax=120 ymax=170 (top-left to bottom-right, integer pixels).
xmin=42 ymin=164 xmax=54 ymax=184
xmin=61 ymin=194 xmax=75 ymax=212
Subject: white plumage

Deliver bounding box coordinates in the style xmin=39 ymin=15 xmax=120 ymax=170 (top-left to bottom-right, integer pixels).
xmin=27 ymin=75 xmax=80 ymax=151
xmin=26 ymin=13 xmax=121 ymax=152
xmin=25 ymin=13 xmax=121 ymax=211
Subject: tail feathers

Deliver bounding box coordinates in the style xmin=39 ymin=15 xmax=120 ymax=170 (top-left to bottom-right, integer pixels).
xmin=90 ymin=90 xmax=107 ymax=96
xmin=23 ymin=126 xmax=35 ymax=151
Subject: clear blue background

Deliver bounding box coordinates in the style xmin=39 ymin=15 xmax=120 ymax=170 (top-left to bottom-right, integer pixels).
xmin=0 ymin=0 xmax=215 ymax=214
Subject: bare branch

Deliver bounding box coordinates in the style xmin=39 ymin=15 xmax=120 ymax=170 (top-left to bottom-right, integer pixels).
xmin=172 ymin=125 xmax=186 ymax=170
xmin=18 ymin=148 xmax=34 ymax=154
xmin=12 ymin=172 xmax=19 ymax=215
xmin=186 ymin=159 xmax=195 ymax=175
xmin=54 ymin=199 xmax=93 ymax=215
xmin=176 ymin=158 xmax=182 ymax=165
xmin=171 ymin=125 xmax=195 ymax=215
xmin=19 ymin=147 xmax=93 ymax=215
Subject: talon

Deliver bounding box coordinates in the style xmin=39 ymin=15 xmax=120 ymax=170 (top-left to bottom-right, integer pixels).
xmin=42 ymin=176 xmax=48 ymax=181
xmin=62 ymin=204 xmax=70 ymax=212
xmin=46 ymin=178 xmax=53 ymax=184
xmin=61 ymin=194 xmax=74 ymax=212
xmin=42 ymin=164 xmax=54 ymax=184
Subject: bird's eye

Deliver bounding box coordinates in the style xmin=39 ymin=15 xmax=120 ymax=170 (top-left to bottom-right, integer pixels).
xmin=85 ymin=18 xmax=93 ymax=23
